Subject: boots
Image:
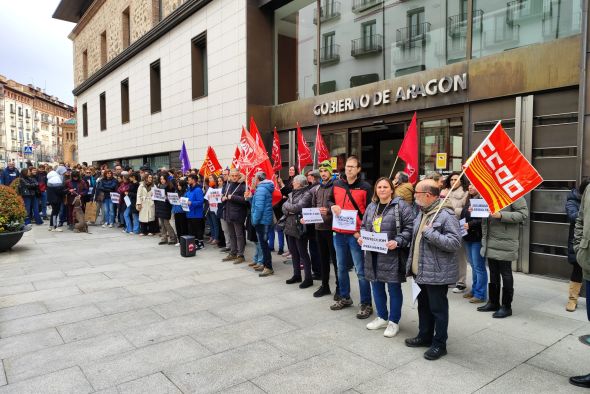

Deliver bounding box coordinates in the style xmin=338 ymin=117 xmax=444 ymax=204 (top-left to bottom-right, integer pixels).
xmin=477 ymin=283 xmax=500 ymax=312
xmin=566 ymin=281 xmax=583 ymax=312
xmin=493 ymin=287 xmax=513 ymax=318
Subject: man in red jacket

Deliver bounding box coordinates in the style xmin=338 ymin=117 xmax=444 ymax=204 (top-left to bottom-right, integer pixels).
xmin=329 ymin=156 xmax=373 ymax=319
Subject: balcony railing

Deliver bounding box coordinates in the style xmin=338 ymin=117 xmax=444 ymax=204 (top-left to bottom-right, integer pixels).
xmin=396 ymin=22 xmax=431 ymax=48
xmin=507 ymin=0 xmax=552 ymax=26
xmin=351 ymin=34 xmax=383 ymax=57
xmin=447 ymin=10 xmax=483 ymax=38
xmin=352 ymin=0 xmax=383 ymax=14
xmin=314 ymin=44 xmax=340 ymax=65
xmin=313 ymin=1 xmax=341 ymax=24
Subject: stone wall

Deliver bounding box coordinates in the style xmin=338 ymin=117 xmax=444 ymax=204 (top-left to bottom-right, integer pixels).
xmin=72 ymin=0 xmax=188 ymax=87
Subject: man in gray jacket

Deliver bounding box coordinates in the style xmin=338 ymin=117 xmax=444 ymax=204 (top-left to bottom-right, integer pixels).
xmin=405 ymin=179 xmax=462 ymax=361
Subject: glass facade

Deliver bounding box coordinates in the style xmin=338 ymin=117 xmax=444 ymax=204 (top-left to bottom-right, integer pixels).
xmin=274 ymin=0 xmax=582 ymax=104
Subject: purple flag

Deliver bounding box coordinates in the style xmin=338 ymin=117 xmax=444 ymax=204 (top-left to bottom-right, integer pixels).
xmin=179 ymin=141 xmax=191 ymax=173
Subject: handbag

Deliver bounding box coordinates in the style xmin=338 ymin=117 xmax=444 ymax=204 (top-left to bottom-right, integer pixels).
xmin=84 ymin=201 xmax=97 ymax=222
xmin=276 ymin=215 xmax=287 ymax=231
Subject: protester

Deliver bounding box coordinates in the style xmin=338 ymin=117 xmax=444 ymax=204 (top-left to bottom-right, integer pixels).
xmin=460 ymin=183 xmax=486 ymax=304
xmin=305 ymin=169 xmax=322 ymax=280
xmin=117 ymin=174 xmax=131 ymax=232
xmin=37 ymin=165 xmax=48 ymax=220
xmin=98 ymin=169 xmax=118 ymax=228
xmin=360 ymin=177 xmax=414 ymax=337
xmin=65 ymin=170 xmax=89 ymax=229
xmin=154 ymin=174 xmax=177 ymax=245
xmin=270 ymin=174 xmax=286 ymax=255
xmin=393 ymin=171 xmax=414 ymax=205
xmin=217 ymin=173 xmax=231 ymax=252
xmin=93 ymin=170 xmax=105 ymax=225
xmin=565 ymin=178 xmax=589 ymax=311
xmin=83 ymin=168 xmax=96 ymax=204
xmin=282 ymin=174 xmax=313 ymax=287
xmin=570 ymin=186 xmax=590 ymax=388
xmin=137 ymin=173 xmax=158 ymax=236
xmin=125 ymin=172 xmax=140 ymax=234
xmin=329 ymin=156 xmax=373 ymax=319
xmin=247 ymin=171 xmax=275 ymax=277
xmin=405 ymin=179 xmax=462 ymax=361
xmin=221 ymin=169 xmax=247 ymax=263
xmin=477 ymin=197 xmax=528 ymax=318
xmin=18 ymin=168 xmax=43 ymax=225
xmin=311 ymin=160 xmax=339 ymax=298
xmin=1 ymin=161 xmax=19 ymax=185
xmin=204 ymin=174 xmax=221 ymax=245
xmin=185 ymin=174 xmax=205 ymax=249
xmin=172 ymin=178 xmax=188 ymax=244
xmin=46 ymin=168 xmax=64 ymax=232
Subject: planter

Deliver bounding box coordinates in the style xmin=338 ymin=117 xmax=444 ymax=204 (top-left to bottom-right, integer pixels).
xmin=0 ymin=231 xmax=25 ymax=252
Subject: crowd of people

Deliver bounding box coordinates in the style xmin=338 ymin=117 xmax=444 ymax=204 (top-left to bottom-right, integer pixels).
xmin=2 ymin=155 xmax=589 ymax=382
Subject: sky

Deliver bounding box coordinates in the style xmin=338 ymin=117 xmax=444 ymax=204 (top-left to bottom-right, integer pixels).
xmin=0 ymin=0 xmax=76 ymax=106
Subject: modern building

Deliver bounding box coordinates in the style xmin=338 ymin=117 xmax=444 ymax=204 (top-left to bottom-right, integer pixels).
xmin=0 ymin=75 xmax=75 ymax=167
xmin=55 ymin=0 xmax=589 ymax=280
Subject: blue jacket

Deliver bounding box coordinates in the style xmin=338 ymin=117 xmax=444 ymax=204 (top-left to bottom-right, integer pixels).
xmin=99 ymin=178 xmax=118 ymax=200
xmin=1 ymin=167 xmax=20 ymax=186
xmin=172 ymin=191 xmax=186 ymax=214
xmin=251 ymin=180 xmax=274 ymax=226
xmin=185 ymin=185 xmax=204 ymax=219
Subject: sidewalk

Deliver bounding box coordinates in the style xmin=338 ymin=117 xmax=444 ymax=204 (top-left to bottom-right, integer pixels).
xmin=0 ymin=225 xmax=587 ymax=393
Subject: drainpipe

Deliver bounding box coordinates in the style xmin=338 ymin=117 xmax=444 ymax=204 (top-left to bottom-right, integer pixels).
xmin=577 ymin=0 xmax=588 ymax=182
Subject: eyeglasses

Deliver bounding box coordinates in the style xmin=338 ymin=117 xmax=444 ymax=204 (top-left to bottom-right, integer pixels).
xmin=414 ymin=191 xmax=430 ymax=195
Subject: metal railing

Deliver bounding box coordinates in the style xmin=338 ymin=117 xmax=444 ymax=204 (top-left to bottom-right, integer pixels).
xmin=313 ymin=1 xmax=341 ymax=24
xmin=352 ymin=0 xmax=383 ymax=13
xmin=396 ymin=22 xmax=431 ymax=47
xmin=351 ymin=34 xmax=383 ymax=57
xmin=314 ymin=44 xmax=340 ymax=65
xmin=447 ymin=9 xmax=483 ymax=37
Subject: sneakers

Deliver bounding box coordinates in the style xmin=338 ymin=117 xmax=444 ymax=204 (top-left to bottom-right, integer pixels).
xmin=102 ymin=224 xmax=107 ymax=228
xmin=48 ymin=227 xmax=53 ymax=231
xmin=248 ymin=262 xmax=257 ymax=267
xmin=222 ymin=254 xmax=238 ymax=262
xmin=404 ymin=336 xmax=432 ymax=348
xmin=233 ymin=256 xmax=245 ymax=264
xmin=469 ymin=297 xmax=485 ymax=304
xmin=174 ymin=243 xmax=180 ymax=247
xmin=384 ymin=322 xmax=400 ymax=338
xmin=254 ymin=264 xmax=264 ymax=271
xmin=54 ymin=228 xmax=63 ymax=232
xmin=356 ymin=303 xmax=373 ymax=319
xmin=330 ymin=297 xmax=353 ymax=310
xmin=313 ymin=286 xmax=331 ymax=298
xmin=462 ymin=292 xmax=473 ymax=299
xmin=259 ymin=268 xmax=274 ymax=277
xmin=424 ymin=346 xmax=447 ymax=361
xmin=366 ymin=317 xmax=388 ymax=330
xmin=108 ymin=224 xmax=114 ymax=228
xmin=452 ymin=284 xmax=466 ymax=294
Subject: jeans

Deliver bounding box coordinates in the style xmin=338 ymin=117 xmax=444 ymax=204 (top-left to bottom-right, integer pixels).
xmin=254 ymin=224 xmax=272 ymax=269
xmin=333 ymin=232 xmax=372 ymax=305
xmin=268 ymin=224 xmax=285 ymax=252
xmin=371 ymin=281 xmax=403 ymax=323
xmin=254 ymin=242 xmax=263 ymax=264
xmin=103 ymin=199 xmax=114 ymax=225
xmin=207 ymin=211 xmax=219 ymax=240
xmin=488 ymin=258 xmax=514 ymax=290
xmin=123 ymin=206 xmax=133 ymax=233
xmin=23 ymin=196 xmax=43 ymax=225
xmin=317 ymin=230 xmax=338 ymax=289
xmin=132 ymin=212 xmax=140 ymax=234
xmin=286 ymin=235 xmax=311 ymax=281
xmin=417 ymin=284 xmax=449 ymax=348
xmin=465 ymin=241 xmax=488 ymax=300
xmin=40 ymin=191 xmax=47 ymax=217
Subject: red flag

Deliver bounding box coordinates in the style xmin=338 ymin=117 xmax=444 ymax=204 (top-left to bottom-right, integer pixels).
xmin=238 ymin=126 xmax=268 ymax=169
xmin=250 ymin=117 xmax=266 ymax=151
xmin=231 ymin=146 xmax=241 ymax=169
xmin=464 ymin=122 xmax=543 ymax=214
xmin=296 ymin=123 xmax=313 ymax=172
xmin=315 ymin=125 xmax=330 ymax=163
xmin=199 ymin=146 xmax=223 ymax=177
xmin=398 ymin=112 xmax=419 ymax=184
xmin=271 ymin=127 xmax=282 ymax=173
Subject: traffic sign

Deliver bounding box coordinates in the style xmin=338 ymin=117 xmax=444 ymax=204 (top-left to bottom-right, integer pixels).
xmin=23 ymin=146 xmax=33 ymax=155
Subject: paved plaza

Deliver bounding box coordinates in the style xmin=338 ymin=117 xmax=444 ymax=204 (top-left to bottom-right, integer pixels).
xmin=0 ymin=226 xmax=587 ymax=393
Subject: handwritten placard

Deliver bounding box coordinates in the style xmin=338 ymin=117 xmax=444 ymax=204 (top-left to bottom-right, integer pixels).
xmin=110 ymin=192 xmax=120 ymax=204
xmin=167 ymin=192 xmax=180 ymax=206
xmin=205 ymin=188 xmax=222 ymax=214
xmin=360 ymin=230 xmax=388 ymax=254
xmin=180 ymin=197 xmax=190 ymax=212
xmin=152 ymin=188 xmax=166 ymax=202
xmin=332 ymin=209 xmax=357 ymax=232
xmin=302 ymin=208 xmax=324 ymax=224
xmin=470 ymin=199 xmax=490 ymax=218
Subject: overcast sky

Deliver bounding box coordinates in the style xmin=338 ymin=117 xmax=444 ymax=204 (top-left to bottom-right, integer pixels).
xmin=0 ymin=0 xmax=75 ymax=106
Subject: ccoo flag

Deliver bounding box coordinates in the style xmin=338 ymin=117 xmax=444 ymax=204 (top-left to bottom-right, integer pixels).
xmin=199 ymin=146 xmax=223 ymax=177
xmin=464 ymin=121 xmax=543 ymax=214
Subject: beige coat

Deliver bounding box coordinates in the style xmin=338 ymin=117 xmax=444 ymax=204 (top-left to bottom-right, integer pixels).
xmin=442 ymin=187 xmax=468 ymax=218
xmin=137 ymin=182 xmax=156 ymax=223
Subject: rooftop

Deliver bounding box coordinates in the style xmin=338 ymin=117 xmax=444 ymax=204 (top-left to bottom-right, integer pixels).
xmin=52 ymin=0 xmax=94 ymax=23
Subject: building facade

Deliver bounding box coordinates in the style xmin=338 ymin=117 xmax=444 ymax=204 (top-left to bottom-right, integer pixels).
xmin=62 ymin=118 xmax=78 ymax=165
xmin=56 ymin=0 xmax=590 ymax=280
xmin=0 ymin=75 xmax=75 ymax=168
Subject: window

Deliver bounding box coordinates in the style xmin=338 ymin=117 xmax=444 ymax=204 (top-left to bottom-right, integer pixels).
xmin=362 ymin=20 xmax=377 ymax=49
xmin=99 ymin=92 xmax=106 ymax=131
xmin=407 ymin=8 xmax=425 ymax=40
xmin=150 ymin=60 xmax=161 ymax=113
xmin=100 ymin=31 xmax=107 ymax=66
xmin=82 ymin=50 xmax=88 ymax=79
xmin=191 ymin=32 xmax=207 ymax=99
xmin=121 ymin=78 xmax=130 ymax=124
xmin=9 ymin=104 xmax=14 ymax=114
xmin=152 ymin=0 xmax=162 ymax=25
xmin=82 ymin=103 xmax=88 ymax=137
xmin=122 ymin=7 xmax=130 ymax=49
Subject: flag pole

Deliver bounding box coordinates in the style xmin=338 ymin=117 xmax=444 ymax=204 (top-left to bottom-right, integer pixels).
xmin=313 ymin=124 xmax=318 ymax=170
xmin=388 ymin=156 xmax=400 ymax=179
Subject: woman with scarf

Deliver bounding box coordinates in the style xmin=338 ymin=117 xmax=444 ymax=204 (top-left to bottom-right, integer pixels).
xmin=136 ymin=173 xmax=158 ymax=235
xmin=154 ymin=174 xmax=177 ymax=245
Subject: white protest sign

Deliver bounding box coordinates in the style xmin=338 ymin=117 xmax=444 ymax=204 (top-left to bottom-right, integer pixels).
xmin=124 ymin=195 xmax=131 ymax=207
xmin=205 ymin=188 xmax=222 ymax=214
xmin=180 ymin=197 xmax=190 ymax=212
xmin=360 ymin=230 xmax=388 ymax=254
xmin=167 ymin=192 xmax=180 ymax=206
xmin=152 ymin=188 xmax=166 ymax=202
xmin=470 ymin=199 xmax=490 ymax=218
xmin=459 ymin=218 xmax=468 ymax=237
xmin=412 ymin=278 xmax=421 ymax=305
xmin=302 ymin=208 xmax=324 ymax=224
xmin=332 ymin=209 xmax=357 ymax=232
xmin=110 ymin=192 xmax=120 ymax=204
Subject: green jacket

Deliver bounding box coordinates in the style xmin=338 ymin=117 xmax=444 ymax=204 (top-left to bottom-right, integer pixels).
xmin=574 ymin=188 xmax=590 ymax=280
xmin=481 ymin=198 xmax=528 ymax=261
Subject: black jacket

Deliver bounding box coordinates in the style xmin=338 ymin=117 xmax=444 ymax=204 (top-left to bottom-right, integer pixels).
xmin=128 ymin=183 xmax=140 ymax=214
xmin=154 ymin=184 xmax=174 ymax=220
xmin=222 ymin=181 xmax=248 ymax=224
xmin=18 ymin=176 xmax=38 ymax=197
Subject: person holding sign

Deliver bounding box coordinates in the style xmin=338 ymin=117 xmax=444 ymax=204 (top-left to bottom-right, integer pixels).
xmin=405 ymin=179 xmax=462 ymax=361
xmin=171 ymin=179 xmax=188 ymax=243
xmin=125 ymin=172 xmax=141 ymax=234
xmin=136 ymin=174 xmax=157 ymax=235
xmin=477 ymin=197 xmax=528 ymax=318
xmin=329 ymin=156 xmax=374 ymax=320
xmin=154 ymin=175 xmax=177 ymax=245
xmin=185 ymin=174 xmax=205 ymax=250
xmin=359 ymin=177 xmax=414 ymax=338
xmin=98 ymin=169 xmax=118 ymax=228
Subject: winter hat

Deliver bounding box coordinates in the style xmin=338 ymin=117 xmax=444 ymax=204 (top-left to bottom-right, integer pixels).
xmin=318 ymin=160 xmax=333 ymax=174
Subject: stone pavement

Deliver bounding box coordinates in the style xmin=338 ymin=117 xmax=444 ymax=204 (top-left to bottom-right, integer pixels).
xmin=0 ymin=225 xmax=587 ymax=393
